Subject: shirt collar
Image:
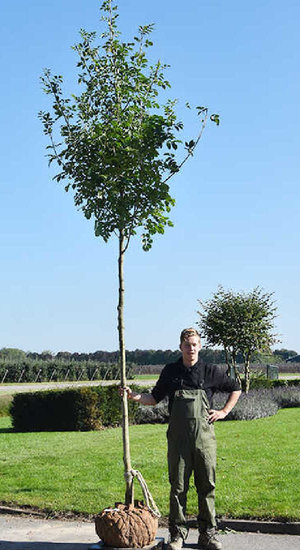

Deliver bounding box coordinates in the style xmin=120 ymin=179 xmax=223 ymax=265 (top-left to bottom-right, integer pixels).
xmin=178 ymin=357 xmax=202 ymax=371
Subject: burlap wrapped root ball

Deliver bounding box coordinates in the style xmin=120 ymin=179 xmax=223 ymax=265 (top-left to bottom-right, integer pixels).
xmin=95 ymin=502 xmax=158 ymax=548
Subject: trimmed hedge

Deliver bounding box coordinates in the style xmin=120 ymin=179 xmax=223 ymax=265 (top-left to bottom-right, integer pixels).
xmin=93 ymin=384 xmax=144 ymax=427
xmin=245 ymin=377 xmax=300 ymax=390
xmin=10 ymin=384 xmax=145 ymax=432
xmin=11 ymin=388 xmax=101 ymax=432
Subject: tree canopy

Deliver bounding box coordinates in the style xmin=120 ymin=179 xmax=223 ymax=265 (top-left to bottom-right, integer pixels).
xmin=39 ymin=0 xmax=216 ymax=252
xmin=197 ymin=286 xmax=277 ymax=392
xmin=0 ymin=348 xmax=26 ymax=361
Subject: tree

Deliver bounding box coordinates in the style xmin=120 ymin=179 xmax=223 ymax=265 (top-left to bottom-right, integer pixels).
xmin=199 ymin=347 xmax=226 ymax=364
xmin=197 ymin=286 xmax=277 ymax=393
xmin=39 ymin=0 xmax=218 ymax=506
xmin=0 ymin=348 xmax=26 ymax=361
xmin=273 ymin=348 xmax=298 ymax=361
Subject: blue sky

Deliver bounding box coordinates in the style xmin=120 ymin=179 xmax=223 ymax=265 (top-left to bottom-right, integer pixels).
xmin=0 ymin=0 xmax=299 ymax=353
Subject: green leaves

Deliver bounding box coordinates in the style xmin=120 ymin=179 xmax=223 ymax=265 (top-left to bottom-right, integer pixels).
xmin=40 ymin=0 xmax=216 ymax=252
xmin=210 ymin=113 xmax=220 ymax=125
xmin=198 ymin=286 xmax=277 ymax=390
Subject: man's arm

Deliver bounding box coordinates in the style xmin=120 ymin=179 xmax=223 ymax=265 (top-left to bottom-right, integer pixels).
xmin=208 ymin=390 xmax=241 ymax=423
xmin=119 ymin=386 xmax=157 ymax=406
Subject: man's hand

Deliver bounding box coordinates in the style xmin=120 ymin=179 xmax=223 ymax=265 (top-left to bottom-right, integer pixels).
xmin=118 ymin=386 xmax=140 ymax=401
xmin=209 ymin=390 xmax=241 ymax=422
xmin=208 ymin=409 xmax=228 ymax=423
xmin=118 ymin=386 xmax=157 ymax=406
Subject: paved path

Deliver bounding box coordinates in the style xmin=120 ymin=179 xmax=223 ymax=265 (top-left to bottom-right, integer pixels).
xmin=0 ymin=515 xmax=299 ymax=550
xmin=0 ymin=381 xmax=116 ymax=394
xmin=0 ymin=380 xmax=155 ymax=395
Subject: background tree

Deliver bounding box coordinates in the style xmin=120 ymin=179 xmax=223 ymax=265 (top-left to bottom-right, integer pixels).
xmin=273 ymin=348 xmax=298 ymax=361
xmin=0 ymin=348 xmax=26 ymax=361
xmin=39 ymin=0 xmax=218 ymax=505
xmin=197 ymin=286 xmax=277 ymax=392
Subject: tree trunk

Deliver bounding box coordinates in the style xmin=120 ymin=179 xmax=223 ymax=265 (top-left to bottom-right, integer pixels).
xmin=225 ymin=348 xmax=241 ymax=386
xmin=231 ymin=350 xmax=241 ymax=387
xmin=118 ymin=229 xmax=134 ymax=506
xmin=244 ymin=357 xmax=251 ymax=394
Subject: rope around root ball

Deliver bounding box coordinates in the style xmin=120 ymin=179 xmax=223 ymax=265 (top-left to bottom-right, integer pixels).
xmin=124 ymin=469 xmax=161 ymax=518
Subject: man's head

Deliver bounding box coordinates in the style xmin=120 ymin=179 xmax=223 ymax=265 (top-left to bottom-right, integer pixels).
xmin=179 ymin=327 xmax=201 ymax=367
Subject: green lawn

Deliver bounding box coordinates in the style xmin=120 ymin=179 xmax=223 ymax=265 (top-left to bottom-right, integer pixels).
xmin=133 ymin=374 xmax=159 ymax=381
xmin=0 ymin=394 xmax=13 ymax=416
xmin=279 ymin=373 xmax=300 ymax=379
xmin=0 ymin=408 xmax=299 ymax=520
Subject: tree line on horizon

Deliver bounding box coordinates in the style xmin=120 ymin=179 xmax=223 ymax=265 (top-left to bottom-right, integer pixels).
xmin=0 ymin=346 xmax=298 ymax=366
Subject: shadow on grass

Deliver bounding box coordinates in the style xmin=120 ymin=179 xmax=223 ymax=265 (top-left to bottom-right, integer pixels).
xmin=0 ymin=427 xmax=13 ymax=433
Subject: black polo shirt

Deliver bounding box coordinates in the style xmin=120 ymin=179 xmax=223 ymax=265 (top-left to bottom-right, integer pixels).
xmin=151 ymin=357 xmax=241 ymax=412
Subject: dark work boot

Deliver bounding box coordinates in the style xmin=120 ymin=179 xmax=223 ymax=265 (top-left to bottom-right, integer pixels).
xmin=197 ymin=529 xmax=222 ymax=550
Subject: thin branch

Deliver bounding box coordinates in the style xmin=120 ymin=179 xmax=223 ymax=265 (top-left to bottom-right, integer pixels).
xmin=48 ymin=133 xmax=68 ymax=173
xmin=46 ymin=75 xmax=72 ymax=137
xmin=162 ymin=108 xmax=208 ymax=185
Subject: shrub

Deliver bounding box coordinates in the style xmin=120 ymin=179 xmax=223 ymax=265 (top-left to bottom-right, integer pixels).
xmin=213 ymin=391 xmax=279 ymax=421
xmin=134 ymin=386 xmax=299 ymax=424
xmin=244 ymin=378 xmax=274 ymax=390
xmin=10 ymin=384 xmax=149 ymax=432
xmin=11 ymin=388 xmax=101 ymax=432
xmin=241 ymin=377 xmax=300 ymax=390
xmin=213 ymin=385 xmax=299 ymax=421
xmin=135 ymin=398 xmax=169 ymax=424
xmin=272 ymin=378 xmax=300 ymax=387
xmin=270 ymin=386 xmax=300 ymax=408
xmin=94 ymin=384 xmax=143 ymax=427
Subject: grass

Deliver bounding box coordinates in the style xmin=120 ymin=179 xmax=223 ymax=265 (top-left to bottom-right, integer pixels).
xmin=133 ymin=374 xmax=159 ymax=381
xmin=214 ymin=409 xmax=300 ymax=520
xmin=0 ymin=394 xmax=13 ymax=416
xmin=0 ymin=408 xmax=299 ymax=521
xmin=279 ymin=373 xmax=300 ymax=379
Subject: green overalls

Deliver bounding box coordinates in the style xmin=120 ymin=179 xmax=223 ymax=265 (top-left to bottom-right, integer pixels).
xmin=167 ymin=389 xmax=217 ymax=538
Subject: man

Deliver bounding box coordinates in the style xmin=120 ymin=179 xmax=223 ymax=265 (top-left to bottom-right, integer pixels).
xmin=122 ymin=328 xmax=241 ymax=550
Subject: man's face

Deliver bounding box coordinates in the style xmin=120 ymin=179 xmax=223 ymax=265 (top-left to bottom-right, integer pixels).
xmin=180 ymin=336 xmax=201 ymax=367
